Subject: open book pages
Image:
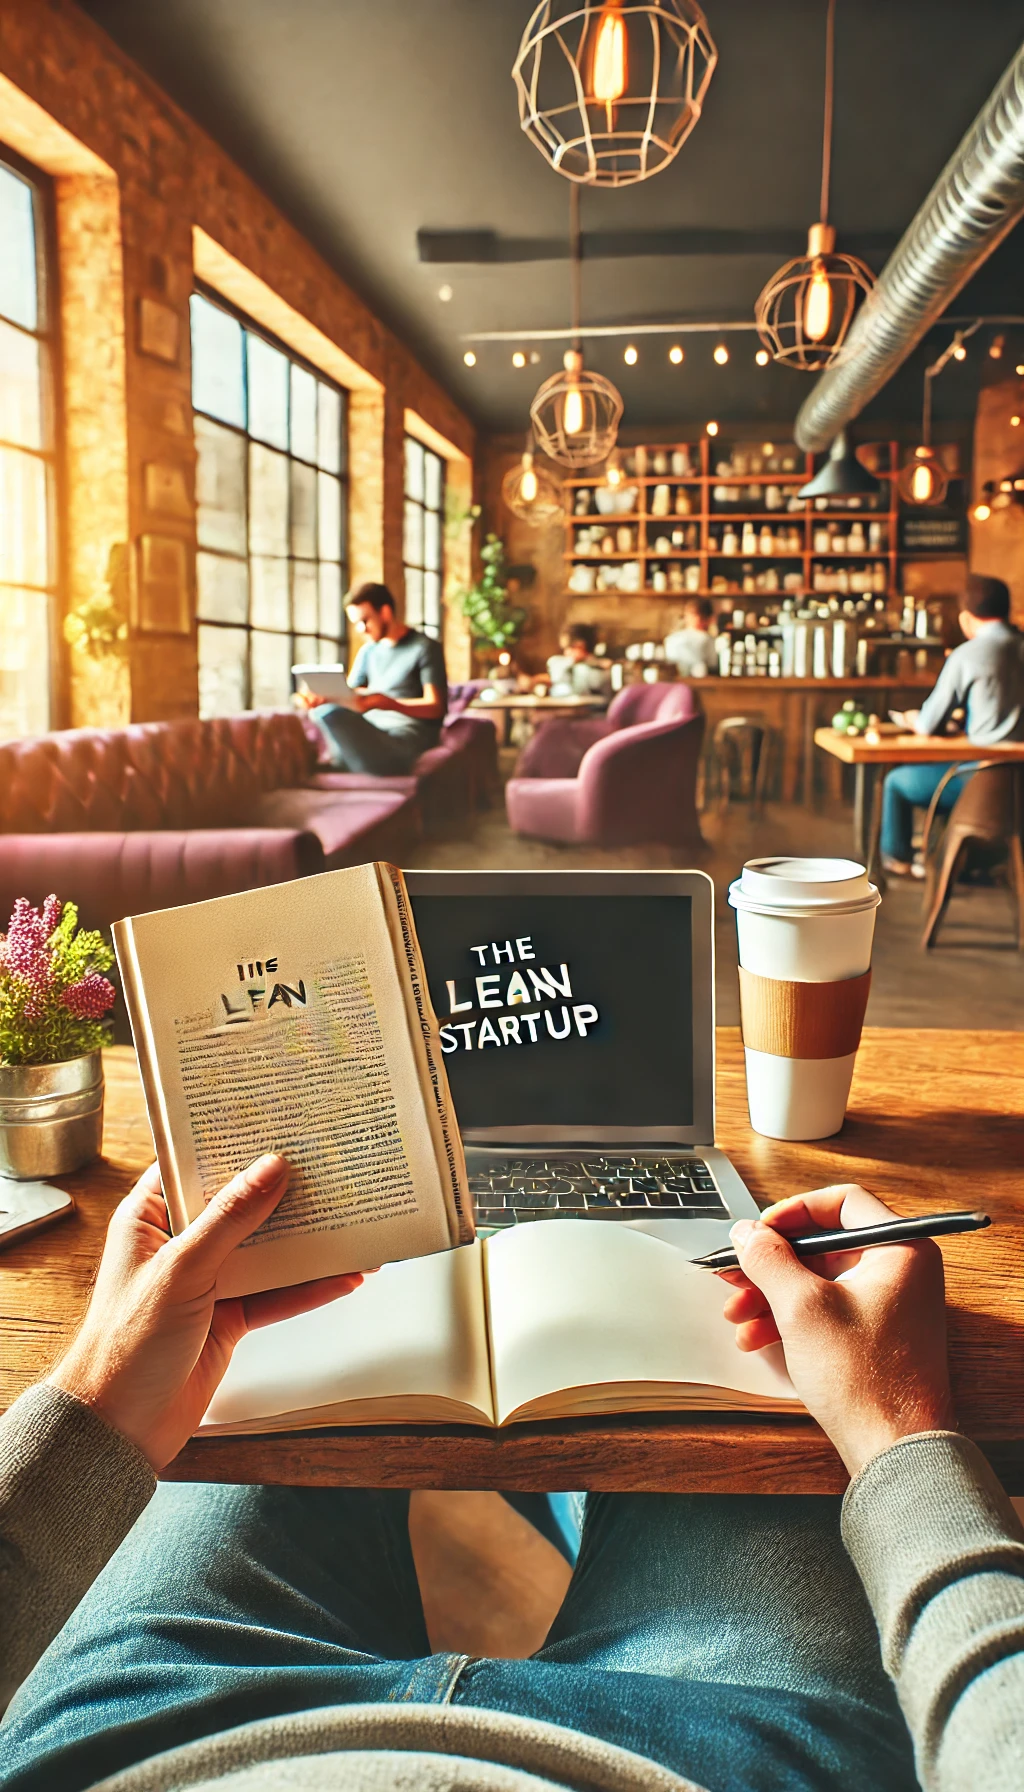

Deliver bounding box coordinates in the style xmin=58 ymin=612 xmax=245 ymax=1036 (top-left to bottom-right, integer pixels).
xmin=114 ymin=863 xmax=470 ymax=1301
xmin=201 ymin=1220 xmax=797 ymax=1433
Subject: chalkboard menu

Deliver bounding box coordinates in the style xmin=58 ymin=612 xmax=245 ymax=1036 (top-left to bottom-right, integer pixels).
xmin=899 ymin=515 xmax=967 ymax=554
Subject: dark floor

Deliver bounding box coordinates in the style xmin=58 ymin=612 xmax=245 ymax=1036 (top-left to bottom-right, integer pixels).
xmin=411 ymin=778 xmax=1024 ymax=1031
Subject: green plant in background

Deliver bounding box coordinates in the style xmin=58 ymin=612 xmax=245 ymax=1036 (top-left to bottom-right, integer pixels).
xmin=63 ymin=543 xmax=130 ymax=661
xmin=455 ymin=532 xmax=527 ymax=653
xmin=0 ymin=896 xmax=116 ymax=1065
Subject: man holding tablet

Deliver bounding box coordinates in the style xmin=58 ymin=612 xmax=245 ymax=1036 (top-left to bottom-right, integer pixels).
xmin=300 ymin=581 xmax=448 ymax=775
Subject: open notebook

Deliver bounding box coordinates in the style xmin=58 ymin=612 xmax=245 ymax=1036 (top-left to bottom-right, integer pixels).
xmin=202 ymin=1220 xmax=798 ymax=1433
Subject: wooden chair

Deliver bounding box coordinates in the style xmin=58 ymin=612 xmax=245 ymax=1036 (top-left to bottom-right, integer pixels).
xmin=920 ymin=761 xmax=1024 ymax=950
xmin=709 ymin=714 xmax=778 ymax=816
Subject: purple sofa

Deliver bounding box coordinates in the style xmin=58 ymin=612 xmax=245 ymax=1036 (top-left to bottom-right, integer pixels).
xmin=298 ymin=699 xmax=499 ymax=827
xmin=505 ymin=683 xmax=705 ymax=847
xmin=0 ymin=712 xmax=418 ymax=931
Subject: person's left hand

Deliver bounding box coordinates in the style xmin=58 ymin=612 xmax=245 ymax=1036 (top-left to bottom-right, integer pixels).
xmin=355 ymin=691 xmax=396 ymax=714
xmin=49 ymin=1155 xmax=365 ymax=1471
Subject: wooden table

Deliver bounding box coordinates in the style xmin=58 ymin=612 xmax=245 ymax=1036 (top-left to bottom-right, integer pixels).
xmin=469 ymin=692 xmax=607 ymax=748
xmin=815 ymin=728 xmax=1024 ymax=884
xmin=2 ymin=1034 xmax=1021 ymax=1495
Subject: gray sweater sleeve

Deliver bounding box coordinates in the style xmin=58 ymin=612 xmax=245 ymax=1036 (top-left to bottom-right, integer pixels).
xmin=0 ymin=1382 xmax=155 ymax=1704
xmin=842 ymin=1431 xmax=1024 ymax=1792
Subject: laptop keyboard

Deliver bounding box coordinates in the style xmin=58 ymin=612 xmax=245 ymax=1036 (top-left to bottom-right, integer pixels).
xmin=466 ymin=1154 xmax=728 ymax=1225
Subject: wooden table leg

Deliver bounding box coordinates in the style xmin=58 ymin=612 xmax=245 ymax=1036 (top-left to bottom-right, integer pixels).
xmin=866 ymin=765 xmax=888 ymax=892
xmin=853 ymin=763 xmax=866 ymax=862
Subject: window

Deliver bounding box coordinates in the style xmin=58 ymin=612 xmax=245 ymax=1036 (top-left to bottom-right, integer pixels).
xmin=190 ymin=290 xmax=348 ymax=717
xmin=0 ymin=157 xmax=56 ymax=741
xmin=403 ymin=435 xmax=444 ymax=638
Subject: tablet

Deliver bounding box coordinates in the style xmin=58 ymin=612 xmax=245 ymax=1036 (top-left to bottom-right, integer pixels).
xmin=292 ymin=665 xmax=357 ymax=706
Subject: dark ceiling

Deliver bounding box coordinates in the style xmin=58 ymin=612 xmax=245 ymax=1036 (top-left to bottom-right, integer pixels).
xmin=82 ymin=0 xmax=1024 ymax=437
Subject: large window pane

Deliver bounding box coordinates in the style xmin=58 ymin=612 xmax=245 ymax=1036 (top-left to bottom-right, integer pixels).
xmin=292 ymin=560 xmax=319 ymax=634
xmin=246 ymin=334 xmax=289 ymax=450
xmin=250 ymin=629 xmax=292 ymax=707
xmin=198 ymin=623 xmax=247 ymax=718
xmin=196 ymin=551 xmax=248 ymax=624
xmin=317 ymin=382 xmax=341 ymax=472
xmin=0 ymin=166 xmax=37 ymax=332
xmin=404 ymin=498 xmax=423 ymax=568
xmin=194 ymin=416 xmax=246 ymax=554
xmin=404 ymin=435 xmax=424 ymax=502
xmin=317 ymin=471 xmax=342 ymax=561
xmin=294 ymin=634 xmax=320 ymax=667
xmin=190 ymin=294 xmax=245 ymax=428
xmin=249 ymin=443 xmax=289 ymax=555
xmin=318 ymin=561 xmax=342 ymax=640
xmin=424 ymin=450 xmax=443 ymax=510
xmin=0 ymin=444 xmax=48 ymax=587
xmin=0 ymin=320 xmax=42 ymax=449
xmin=403 ymin=437 xmax=444 ymax=641
xmin=0 ymin=588 xmax=49 ymax=740
xmin=424 ymin=570 xmax=442 ymax=635
xmin=290 ymin=363 xmax=317 ymax=463
xmin=290 ymin=460 xmax=317 ymax=558
xmin=424 ymin=506 xmax=441 ymax=573
xmin=405 ymin=565 xmax=424 ymax=631
xmin=250 ymin=556 xmax=289 ymax=630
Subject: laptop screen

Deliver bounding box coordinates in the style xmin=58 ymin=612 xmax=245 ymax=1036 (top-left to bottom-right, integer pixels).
xmin=410 ymin=892 xmax=693 ymax=1130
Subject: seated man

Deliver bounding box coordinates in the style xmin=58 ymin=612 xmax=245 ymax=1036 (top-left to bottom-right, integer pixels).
xmin=306 ymin=581 xmax=447 ymax=775
xmin=663 ymin=597 xmax=719 ymax=677
xmin=1 ymin=1154 xmax=1022 ymax=1789
xmin=882 ymin=573 xmax=1024 ymax=876
xmin=545 ymin=623 xmax=612 ymax=699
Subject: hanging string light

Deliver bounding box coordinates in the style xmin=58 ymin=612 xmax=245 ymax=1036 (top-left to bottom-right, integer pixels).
xmin=512 ymin=1 xmax=717 ymax=188
xmin=501 ymin=436 xmax=566 ymax=525
xmin=755 ymin=0 xmax=874 ymax=370
xmin=530 ymin=186 xmax=623 ymax=466
xmin=898 ymin=364 xmax=948 ymax=507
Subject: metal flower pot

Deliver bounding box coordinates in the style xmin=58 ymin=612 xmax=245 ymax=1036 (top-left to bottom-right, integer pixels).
xmin=0 ymin=1052 xmax=104 ymax=1179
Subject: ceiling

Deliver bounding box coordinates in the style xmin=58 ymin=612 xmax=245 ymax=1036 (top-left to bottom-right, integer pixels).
xmin=82 ymin=0 xmax=1024 ymax=437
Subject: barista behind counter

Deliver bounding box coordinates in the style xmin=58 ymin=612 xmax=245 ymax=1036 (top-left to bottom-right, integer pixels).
xmin=663 ymin=599 xmax=719 ymax=677
xmin=544 ymin=623 xmax=612 ymax=699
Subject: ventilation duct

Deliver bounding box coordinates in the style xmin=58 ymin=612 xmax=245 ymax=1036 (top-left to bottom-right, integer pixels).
xmin=794 ymin=41 xmax=1024 ymax=453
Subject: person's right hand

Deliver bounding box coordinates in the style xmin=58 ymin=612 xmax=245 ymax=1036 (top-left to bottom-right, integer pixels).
xmin=721 ymin=1184 xmax=955 ymax=1477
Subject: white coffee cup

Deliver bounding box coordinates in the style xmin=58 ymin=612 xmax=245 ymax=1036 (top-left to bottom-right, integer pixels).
xmin=728 ymin=858 xmax=880 ymax=1140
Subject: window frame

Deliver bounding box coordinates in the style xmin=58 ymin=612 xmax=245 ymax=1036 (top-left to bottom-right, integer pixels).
xmin=190 ymin=282 xmax=350 ymax=716
xmin=0 ymin=147 xmax=64 ymax=736
xmin=402 ymin=433 xmax=445 ymax=641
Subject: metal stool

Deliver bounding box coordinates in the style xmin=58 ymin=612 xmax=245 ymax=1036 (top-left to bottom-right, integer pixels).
xmin=920 ymin=760 xmax=1024 ymax=949
xmin=710 ymin=714 xmax=778 ymax=814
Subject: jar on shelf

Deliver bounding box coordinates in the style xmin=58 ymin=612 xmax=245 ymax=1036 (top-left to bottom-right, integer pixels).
xmin=675 ymin=486 xmax=692 ymax=515
xmin=765 ymin=484 xmax=782 ymax=511
xmin=654 ymin=534 xmax=672 ymax=554
xmin=651 ymin=483 xmax=671 ymax=517
xmin=651 ymin=565 xmax=668 ymax=592
xmin=742 ymin=562 xmax=756 ymax=593
xmin=869 ymin=521 xmax=884 ymax=551
xmin=574 ymin=490 xmax=591 ymax=516
xmin=872 ymin=562 xmax=887 ymax=592
xmin=813 ymin=525 xmax=830 ymax=553
xmin=652 ymin=450 xmax=669 ymax=475
xmin=684 ymin=563 xmax=702 ymax=592
xmin=722 ymin=525 xmax=739 ymax=555
xmin=616 ymin=524 xmax=633 ymax=552
xmin=671 ymin=448 xmax=691 ymax=476
xmin=848 ymin=522 xmax=867 ymax=554
xmin=741 ymin=523 xmax=757 ymax=555
xmin=601 ymin=532 xmax=616 ymax=555
xmin=758 ymin=525 xmax=774 ymax=555
xmin=668 ymin=564 xmax=685 ymax=592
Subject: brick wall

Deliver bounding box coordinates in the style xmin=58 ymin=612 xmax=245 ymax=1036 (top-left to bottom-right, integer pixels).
xmin=0 ymin=0 xmax=475 ymax=723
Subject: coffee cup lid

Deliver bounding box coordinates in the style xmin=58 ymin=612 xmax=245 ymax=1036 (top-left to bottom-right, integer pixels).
xmin=728 ymin=857 xmax=879 ymax=914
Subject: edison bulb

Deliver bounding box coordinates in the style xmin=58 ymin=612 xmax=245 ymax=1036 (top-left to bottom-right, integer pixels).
xmin=463 ymin=350 xmax=476 ymax=367
xmin=512 ymin=351 xmax=526 ymax=368
xmin=973 ymin=502 xmax=992 ymax=522
xmin=803 ymin=264 xmax=833 ymax=343
xmin=520 ymin=465 xmax=538 ymax=503
xmin=952 ymin=342 xmax=967 ymax=361
xmin=910 ymin=461 xmax=935 ymax=504
xmin=592 ymin=3 xmax=627 ymax=104
xmin=713 ymin=343 xmax=729 ymax=365
xmin=755 ymin=348 xmax=770 ymax=366
xmin=669 ymin=344 xmax=684 ymax=365
xmin=606 ymin=459 xmax=622 ymax=487
xmin=563 ymin=384 xmax=585 ymax=437
xmin=624 ymin=344 xmax=638 ymax=366
xmin=1012 ymin=415 xmax=1021 ymax=428
xmin=706 ymin=420 xmax=719 ymax=437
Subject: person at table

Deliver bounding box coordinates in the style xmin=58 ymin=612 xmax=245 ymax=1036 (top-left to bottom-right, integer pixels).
xmin=663 ymin=597 xmax=719 ymax=677
xmin=2 ymin=1158 xmax=1022 ymax=1791
xmin=544 ymin=622 xmax=611 ymax=698
xmin=301 ymin=580 xmax=447 ymax=775
xmin=882 ymin=572 xmax=1024 ymax=876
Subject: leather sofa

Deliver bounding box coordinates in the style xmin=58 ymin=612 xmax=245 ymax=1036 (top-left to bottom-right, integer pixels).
xmin=505 ymin=683 xmax=705 ymax=848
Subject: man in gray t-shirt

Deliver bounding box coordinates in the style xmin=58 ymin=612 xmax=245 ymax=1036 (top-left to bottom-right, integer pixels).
xmin=307 ymin=582 xmax=448 ymax=775
xmin=881 ymin=573 xmax=1024 ymax=873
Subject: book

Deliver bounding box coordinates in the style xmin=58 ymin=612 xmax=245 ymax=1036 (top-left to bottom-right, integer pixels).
xmin=201 ymin=1219 xmax=798 ymax=1433
xmin=113 ymin=864 xmax=472 ymax=1301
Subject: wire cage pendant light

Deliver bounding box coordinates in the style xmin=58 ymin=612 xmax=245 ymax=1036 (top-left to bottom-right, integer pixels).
xmin=513 ymin=0 xmax=717 ymax=188
xmin=755 ymin=0 xmax=874 ymax=371
xmin=502 ymin=439 xmax=566 ymax=525
xmin=530 ymin=186 xmax=624 ymax=467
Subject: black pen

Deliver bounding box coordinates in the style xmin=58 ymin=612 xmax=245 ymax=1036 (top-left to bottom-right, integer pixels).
xmin=690 ymin=1209 xmax=991 ymax=1272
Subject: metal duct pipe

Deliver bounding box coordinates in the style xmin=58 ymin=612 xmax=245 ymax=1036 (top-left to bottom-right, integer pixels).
xmin=794 ymin=40 xmax=1024 ymax=453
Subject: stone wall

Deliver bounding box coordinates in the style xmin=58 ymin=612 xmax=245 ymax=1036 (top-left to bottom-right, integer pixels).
xmin=0 ymin=0 xmax=474 ymax=723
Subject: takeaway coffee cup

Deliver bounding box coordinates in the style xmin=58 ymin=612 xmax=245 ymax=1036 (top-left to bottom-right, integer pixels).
xmin=728 ymin=858 xmax=880 ymax=1141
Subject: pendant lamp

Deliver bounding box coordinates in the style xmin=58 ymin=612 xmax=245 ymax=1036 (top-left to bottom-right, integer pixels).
xmin=897 ymin=367 xmax=949 ymax=507
xmin=530 ymin=187 xmax=623 ymax=467
xmin=502 ymin=438 xmax=566 ymax=525
xmin=755 ymin=0 xmax=874 ymax=371
xmin=512 ymin=0 xmax=717 ymax=188
xmin=798 ymin=431 xmax=882 ymax=501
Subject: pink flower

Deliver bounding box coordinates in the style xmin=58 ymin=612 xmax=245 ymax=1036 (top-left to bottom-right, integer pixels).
xmin=62 ymin=972 xmax=116 ymax=1021
xmin=0 ymin=896 xmax=60 ymax=1018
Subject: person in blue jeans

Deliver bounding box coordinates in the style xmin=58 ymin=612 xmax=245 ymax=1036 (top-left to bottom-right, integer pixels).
xmin=1 ymin=1153 xmax=1022 ymax=1792
xmin=301 ymin=581 xmax=448 ymax=776
xmin=881 ymin=573 xmax=1024 ymax=875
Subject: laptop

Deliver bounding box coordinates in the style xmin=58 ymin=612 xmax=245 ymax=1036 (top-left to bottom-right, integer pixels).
xmin=406 ymin=869 xmax=759 ymax=1258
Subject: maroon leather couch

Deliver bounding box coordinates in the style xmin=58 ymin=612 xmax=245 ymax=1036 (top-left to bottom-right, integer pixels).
xmin=298 ymin=699 xmax=499 ymax=827
xmin=0 ymin=712 xmax=418 ymax=931
xmin=505 ymin=683 xmax=705 ymax=848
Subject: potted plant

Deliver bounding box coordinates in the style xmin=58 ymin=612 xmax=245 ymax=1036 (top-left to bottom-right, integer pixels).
xmin=455 ymin=533 xmax=528 ymax=663
xmin=0 ymin=896 xmax=116 ymax=1178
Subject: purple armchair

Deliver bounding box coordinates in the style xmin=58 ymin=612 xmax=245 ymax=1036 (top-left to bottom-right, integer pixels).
xmin=505 ymin=684 xmax=705 ymax=848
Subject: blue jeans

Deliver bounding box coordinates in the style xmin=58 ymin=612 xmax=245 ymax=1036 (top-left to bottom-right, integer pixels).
xmin=0 ymin=1485 xmax=917 ymax=1791
xmin=880 ymin=762 xmax=967 ymax=863
xmin=311 ymin=703 xmax=427 ymax=775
